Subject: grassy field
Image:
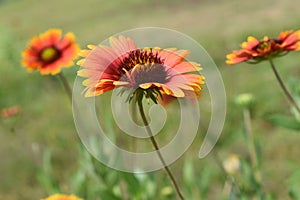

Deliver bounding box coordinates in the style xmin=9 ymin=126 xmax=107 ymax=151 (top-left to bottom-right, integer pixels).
xmin=0 ymin=0 xmax=300 ymax=199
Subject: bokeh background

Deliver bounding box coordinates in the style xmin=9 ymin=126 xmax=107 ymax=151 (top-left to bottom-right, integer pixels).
xmin=1 ymin=0 xmax=300 ymax=199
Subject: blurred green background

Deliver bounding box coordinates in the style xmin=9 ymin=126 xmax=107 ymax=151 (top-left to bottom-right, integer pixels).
xmin=0 ymin=0 xmax=300 ymax=199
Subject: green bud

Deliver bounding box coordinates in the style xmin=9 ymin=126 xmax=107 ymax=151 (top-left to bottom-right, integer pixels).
xmin=235 ymin=93 xmax=255 ymax=108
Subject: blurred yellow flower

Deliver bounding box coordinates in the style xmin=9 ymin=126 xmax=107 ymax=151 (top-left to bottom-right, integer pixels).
xmin=41 ymin=194 xmax=83 ymax=200
xmin=223 ymin=154 xmax=240 ymax=175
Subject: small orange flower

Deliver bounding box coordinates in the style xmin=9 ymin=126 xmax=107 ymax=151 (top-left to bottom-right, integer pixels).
xmin=41 ymin=194 xmax=83 ymax=200
xmin=226 ymin=30 xmax=300 ymax=65
xmin=78 ymin=35 xmax=204 ymax=103
xmin=1 ymin=106 xmax=20 ymax=118
xmin=22 ymin=29 xmax=80 ymax=75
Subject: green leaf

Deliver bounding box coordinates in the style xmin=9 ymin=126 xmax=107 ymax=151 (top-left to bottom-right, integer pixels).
xmin=198 ymin=165 xmax=213 ymax=198
xmin=289 ymin=169 xmax=300 ymax=200
xmin=36 ymin=149 xmax=60 ymax=194
xmin=120 ymin=172 xmax=141 ymax=196
xmin=99 ymin=189 xmax=123 ymax=200
xmin=268 ymin=114 xmax=300 ymax=131
xmin=183 ymin=159 xmax=195 ymax=187
xmin=70 ymin=169 xmax=87 ymax=195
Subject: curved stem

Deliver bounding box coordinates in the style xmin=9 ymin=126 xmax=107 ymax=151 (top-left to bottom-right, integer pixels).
xmin=269 ymin=59 xmax=300 ymax=114
xmin=58 ymin=72 xmax=72 ymax=103
xmin=137 ymin=99 xmax=185 ymax=200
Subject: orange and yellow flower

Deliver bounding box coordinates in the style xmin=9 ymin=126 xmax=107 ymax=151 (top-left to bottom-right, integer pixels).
xmin=78 ymin=35 xmax=204 ymax=103
xmin=41 ymin=194 xmax=83 ymax=200
xmin=226 ymin=30 xmax=300 ymax=65
xmin=22 ymin=29 xmax=80 ymax=75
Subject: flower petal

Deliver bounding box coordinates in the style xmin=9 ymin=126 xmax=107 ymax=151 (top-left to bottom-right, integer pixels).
xmin=241 ymin=36 xmax=259 ymax=50
xmin=109 ymin=36 xmax=137 ymax=56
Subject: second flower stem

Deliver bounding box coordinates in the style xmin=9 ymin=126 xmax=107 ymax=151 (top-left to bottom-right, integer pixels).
xmin=137 ymin=99 xmax=185 ymax=200
xmin=269 ymin=59 xmax=300 ymax=114
xmin=58 ymin=72 xmax=73 ymax=103
xmin=243 ymin=108 xmax=261 ymax=184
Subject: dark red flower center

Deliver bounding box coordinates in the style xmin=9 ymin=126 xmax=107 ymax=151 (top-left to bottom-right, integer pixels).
xmin=40 ymin=46 xmax=61 ymax=64
xmin=112 ymin=49 xmax=171 ymax=103
xmin=131 ymin=63 xmax=168 ymax=85
xmin=117 ymin=49 xmax=169 ymax=87
xmin=253 ymin=39 xmax=283 ymax=55
xmin=118 ymin=49 xmax=164 ymax=73
xmin=257 ymin=41 xmax=269 ymax=50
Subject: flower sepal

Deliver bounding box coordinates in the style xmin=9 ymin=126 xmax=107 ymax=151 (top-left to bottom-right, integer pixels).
xmin=126 ymin=87 xmax=163 ymax=105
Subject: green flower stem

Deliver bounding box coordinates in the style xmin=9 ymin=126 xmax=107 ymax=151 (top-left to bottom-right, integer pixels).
xmin=131 ymin=102 xmax=138 ymax=152
xmin=137 ymin=99 xmax=185 ymax=200
xmin=58 ymin=72 xmax=72 ymax=103
xmin=129 ymin=102 xmax=138 ymax=170
xmin=243 ymin=108 xmax=261 ymax=184
xmin=269 ymin=59 xmax=300 ymax=114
